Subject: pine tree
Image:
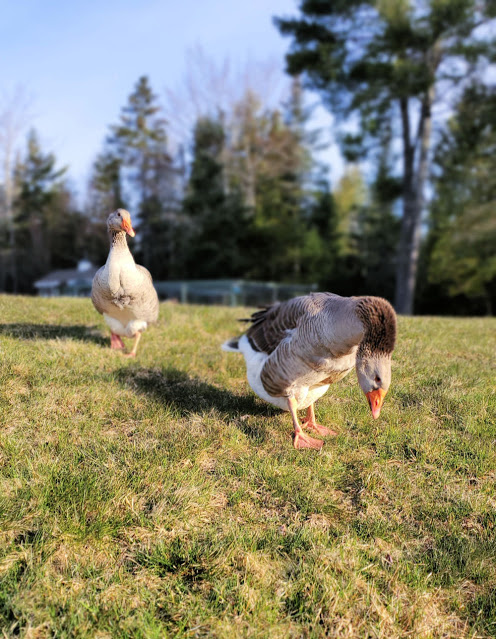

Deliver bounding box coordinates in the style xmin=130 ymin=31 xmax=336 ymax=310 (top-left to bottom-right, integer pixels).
xmin=302 ymin=181 xmax=340 ymax=286
xmin=182 ymin=116 xmax=249 ymax=278
xmin=14 ymin=129 xmax=69 ymax=289
xmin=227 ymin=84 xmax=322 ymax=283
xmin=352 ymin=144 xmax=401 ymax=299
xmin=426 ymin=83 xmax=496 ymax=314
xmin=275 ymin=0 xmax=496 ymax=313
xmin=90 ymin=151 xmax=125 ymax=213
xmin=45 ymin=185 xmax=86 ymax=270
xmin=86 ymin=151 xmax=126 ymax=267
xmin=108 ymin=76 xmax=169 ymax=200
xmin=108 ymin=76 xmax=175 ymax=274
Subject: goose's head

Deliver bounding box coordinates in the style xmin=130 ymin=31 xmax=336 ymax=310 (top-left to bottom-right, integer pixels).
xmin=107 ymin=209 xmax=135 ymax=237
xmin=354 ymin=297 xmax=397 ymax=419
xmin=356 ymin=354 xmax=393 ymax=419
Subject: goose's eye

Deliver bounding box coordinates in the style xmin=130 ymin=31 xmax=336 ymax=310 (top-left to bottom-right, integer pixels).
xmin=375 ymin=375 xmax=381 ymax=384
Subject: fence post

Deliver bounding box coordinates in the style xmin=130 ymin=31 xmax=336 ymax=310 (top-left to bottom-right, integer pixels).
xmin=230 ymin=282 xmax=242 ymax=307
xmin=180 ymin=283 xmax=188 ymax=304
xmin=271 ymin=283 xmax=277 ymax=303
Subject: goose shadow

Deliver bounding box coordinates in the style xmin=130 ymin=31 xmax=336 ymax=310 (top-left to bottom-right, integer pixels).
xmin=116 ymin=366 xmax=280 ymax=442
xmin=0 ymin=323 xmax=107 ymax=346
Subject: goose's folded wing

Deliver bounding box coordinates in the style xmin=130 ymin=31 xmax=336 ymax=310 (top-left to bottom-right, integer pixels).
xmin=136 ymin=264 xmax=154 ymax=285
xmin=244 ymin=296 xmax=315 ymax=354
xmin=134 ymin=265 xmax=160 ymax=323
xmin=91 ymin=267 xmax=109 ymax=315
xmin=255 ymin=293 xmax=358 ymax=397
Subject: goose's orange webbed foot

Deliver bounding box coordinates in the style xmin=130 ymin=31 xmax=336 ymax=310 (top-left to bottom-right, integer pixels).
xmin=110 ymin=333 xmax=125 ymax=350
xmin=293 ymin=430 xmax=324 ymax=450
xmin=123 ymin=332 xmax=141 ymax=357
xmin=302 ymin=404 xmax=338 ymax=437
xmin=287 ymin=397 xmax=324 ymax=451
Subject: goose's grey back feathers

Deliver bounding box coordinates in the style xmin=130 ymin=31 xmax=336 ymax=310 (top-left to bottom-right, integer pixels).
xmin=245 ymin=293 xmax=365 ymax=398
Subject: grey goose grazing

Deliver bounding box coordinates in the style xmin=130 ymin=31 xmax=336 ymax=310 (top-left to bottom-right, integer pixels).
xmin=91 ymin=209 xmax=159 ymax=357
xmin=222 ymin=292 xmax=397 ymax=450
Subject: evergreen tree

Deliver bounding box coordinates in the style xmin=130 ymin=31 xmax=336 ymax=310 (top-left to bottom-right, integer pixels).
xmin=358 ymin=158 xmax=401 ymax=300
xmin=46 ymin=185 xmax=86 ymax=270
xmin=302 ymin=181 xmax=340 ymax=286
xmin=326 ymin=166 xmax=367 ymax=293
xmin=320 ymin=163 xmax=400 ymax=298
xmin=108 ymin=76 xmax=175 ymax=274
xmin=108 ymin=76 xmax=169 ymax=201
xmin=90 ymin=151 xmax=125 ymax=213
xmin=425 ymin=84 xmax=496 ymax=314
xmin=86 ymin=151 xmax=126 ymax=267
xmin=251 ymin=109 xmax=308 ymax=281
xmin=182 ymin=116 xmax=249 ymax=278
xmin=226 ymin=84 xmax=323 ymax=283
xmin=14 ymin=129 xmax=70 ymax=290
xmin=275 ymin=0 xmax=496 ymax=313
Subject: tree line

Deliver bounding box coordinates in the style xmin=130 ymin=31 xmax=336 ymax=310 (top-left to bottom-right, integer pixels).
xmin=0 ymin=0 xmax=495 ymax=315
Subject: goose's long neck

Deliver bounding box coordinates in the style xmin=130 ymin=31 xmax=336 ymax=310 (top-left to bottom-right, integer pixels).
xmin=106 ymin=230 xmax=133 ymax=265
xmin=106 ymin=230 xmax=135 ymax=291
xmin=109 ymin=229 xmax=130 ymax=254
xmin=354 ymin=297 xmax=397 ymax=357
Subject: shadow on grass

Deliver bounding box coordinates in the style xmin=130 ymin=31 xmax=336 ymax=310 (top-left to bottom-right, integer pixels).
xmin=117 ymin=366 xmax=279 ymax=442
xmin=0 ymin=323 xmax=106 ymax=346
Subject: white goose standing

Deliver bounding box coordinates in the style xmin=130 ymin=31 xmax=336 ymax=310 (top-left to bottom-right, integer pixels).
xmin=91 ymin=209 xmax=159 ymax=357
xmin=222 ymin=292 xmax=397 ymax=450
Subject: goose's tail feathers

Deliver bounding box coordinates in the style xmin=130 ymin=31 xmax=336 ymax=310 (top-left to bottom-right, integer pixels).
xmin=221 ymin=337 xmax=240 ymax=352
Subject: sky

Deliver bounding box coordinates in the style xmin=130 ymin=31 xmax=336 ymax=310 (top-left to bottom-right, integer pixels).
xmin=1 ymin=0 xmax=343 ymax=204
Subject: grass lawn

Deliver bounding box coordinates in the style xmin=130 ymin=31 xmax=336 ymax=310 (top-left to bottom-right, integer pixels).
xmin=0 ymin=295 xmax=495 ymax=638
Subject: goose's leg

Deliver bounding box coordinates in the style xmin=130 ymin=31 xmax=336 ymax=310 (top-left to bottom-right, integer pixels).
xmin=288 ymin=397 xmax=323 ymax=450
xmin=124 ymin=332 xmax=142 ymax=357
xmin=110 ymin=333 xmax=125 ymax=350
xmin=302 ymin=403 xmax=338 ymax=437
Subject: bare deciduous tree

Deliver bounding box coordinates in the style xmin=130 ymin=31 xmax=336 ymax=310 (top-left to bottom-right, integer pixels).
xmin=0 ymin=86 xmax=32 ymax=291
xmin=163 ymin=45 xmax=287 ymax=150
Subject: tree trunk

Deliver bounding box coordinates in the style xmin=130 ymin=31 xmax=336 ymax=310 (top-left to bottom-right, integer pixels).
xmin=395 ymin=175 xmax=419 ymax=315
xmin=29 ymin=213 xmax=48 ymax=276
xmin=395 ymin=97 xmax=415 ymax=314
xmin=395 ymin=87 xmax=434 ymax=315
xmin=4 ymin=147 xmax=18 ymax=292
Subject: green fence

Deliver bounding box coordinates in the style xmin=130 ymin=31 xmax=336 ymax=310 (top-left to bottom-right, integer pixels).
xmin=153 ymin=279 xmax=318 ymax=306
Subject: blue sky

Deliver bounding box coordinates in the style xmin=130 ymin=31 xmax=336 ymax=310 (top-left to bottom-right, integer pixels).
xmin=1 ymin=0 xmax=342 ymax=202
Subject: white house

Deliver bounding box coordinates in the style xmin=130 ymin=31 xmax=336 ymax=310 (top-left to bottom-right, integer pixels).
xmin=34 ymin=260 xmax=98 ymax=297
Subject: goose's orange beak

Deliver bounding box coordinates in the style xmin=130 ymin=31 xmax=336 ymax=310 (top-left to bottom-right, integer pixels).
xmin=366 ymin=388 xmax=387 ymax=419
xmin=121 ymin=219 xmax=135 ymax=237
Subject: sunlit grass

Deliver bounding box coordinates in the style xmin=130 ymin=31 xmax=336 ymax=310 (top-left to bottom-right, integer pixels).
xmin=0 ymin=295 xmax=495 ymax=637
